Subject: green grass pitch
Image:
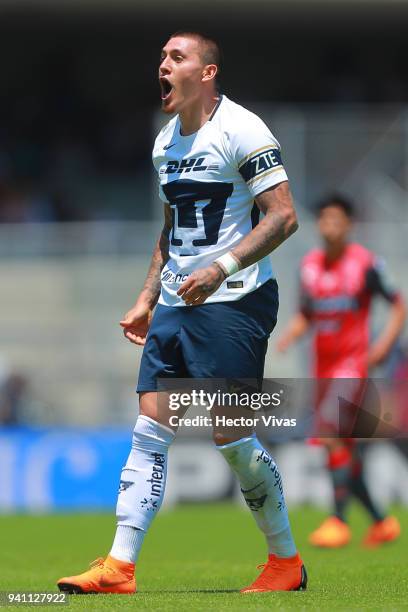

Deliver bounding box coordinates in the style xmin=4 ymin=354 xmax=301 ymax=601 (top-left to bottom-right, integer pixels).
xmin=1 ymin=504 xmax=407 ymax=610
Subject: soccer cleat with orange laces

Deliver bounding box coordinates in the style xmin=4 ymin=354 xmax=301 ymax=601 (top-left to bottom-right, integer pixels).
xmin=241 ymin=553 xmax=307 ymax=593
xmin=57 ymin=555 xmax=136 ymax=594
xmin=309 ymin=516 xmax=351 ymax=548
xmin=362 ymin=516 xmax=401 ymax=548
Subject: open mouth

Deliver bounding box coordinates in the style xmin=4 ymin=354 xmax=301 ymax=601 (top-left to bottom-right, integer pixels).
xmin=160 ymin=77 xmax=173 ymax=100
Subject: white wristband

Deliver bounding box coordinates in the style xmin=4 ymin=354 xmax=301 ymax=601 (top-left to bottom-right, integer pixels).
xmin=214 ymin=252 xmax=240 ymax=277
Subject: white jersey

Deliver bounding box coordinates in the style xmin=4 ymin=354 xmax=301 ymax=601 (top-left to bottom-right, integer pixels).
xmin=152 ymin=95 xmax=288 ymax=307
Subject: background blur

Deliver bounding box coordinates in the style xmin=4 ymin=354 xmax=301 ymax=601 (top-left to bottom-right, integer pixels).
xmin=1 ymin=0 xmax=408 ymax=512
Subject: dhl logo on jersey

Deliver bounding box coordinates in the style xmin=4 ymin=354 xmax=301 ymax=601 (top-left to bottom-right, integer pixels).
xmin=161 ymin=157 xmax=219 ymax=175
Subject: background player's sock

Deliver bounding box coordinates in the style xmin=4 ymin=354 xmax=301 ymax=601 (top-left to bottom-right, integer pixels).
xmin=217 ymin=435 xmax=297 ymax=558
xmin=350 ymin=449 xmax=385 ymax=522
xmin=110 ymin=415 xmax=175 ymax=563
xmin=327 ymin=445 xmax=353 ymax=522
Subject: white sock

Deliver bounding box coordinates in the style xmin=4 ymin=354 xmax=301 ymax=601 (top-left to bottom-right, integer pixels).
xmin=110 ymin=415 xmax=175 ymax=563
xmin=110 ymin=526 xmax=145 ymax=564
xmin=217 ymin=435 xmax=297 ymax=558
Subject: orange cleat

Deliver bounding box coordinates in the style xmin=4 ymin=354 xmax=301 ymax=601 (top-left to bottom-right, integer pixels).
xmin=362 ymin=516 xmax=401 ymax=548
xmin=309 ymin=516 xmax=351 ymax=548
xmin=57 ymin=555 xmax=136 ymax=594
xmin=241 ymin=553 xmax=307 ymax=593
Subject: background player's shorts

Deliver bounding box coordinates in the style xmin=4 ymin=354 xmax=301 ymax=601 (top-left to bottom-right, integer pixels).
xmin=311 ymin=373 xmax=367 ymax=439
xmin=137 ymin=279 xmax=279 ymax=392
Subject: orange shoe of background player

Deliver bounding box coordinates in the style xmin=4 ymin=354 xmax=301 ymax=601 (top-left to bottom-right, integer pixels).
xmin=309 ymin=516 xmax=351 ymax=548
xmin=240 ymin=553 xmax=307 ymax=593
xmin=57 ymin=555 xmax=136 ymax=594
xmin=362 ymin=516 xmax=401 ymax=548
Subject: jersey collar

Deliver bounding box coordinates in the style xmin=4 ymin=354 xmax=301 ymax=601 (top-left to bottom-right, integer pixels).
xmin=209 ymin=94 xmax=223 ymax=121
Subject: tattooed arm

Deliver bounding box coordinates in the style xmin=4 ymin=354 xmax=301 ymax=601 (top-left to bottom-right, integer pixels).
xmin=231 ymin=181 xmax=298 ymax=268
xmin=120 ymin=204 xmax=172 ymax=345
xmin=178 ymin=181 xmax=298 ymax=306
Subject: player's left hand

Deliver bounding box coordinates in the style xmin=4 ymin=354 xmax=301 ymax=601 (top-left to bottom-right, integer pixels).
xmin=177 ymin=264 xmax=226 ymax=306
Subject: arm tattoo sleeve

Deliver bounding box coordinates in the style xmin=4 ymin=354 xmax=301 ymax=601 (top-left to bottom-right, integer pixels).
xmin=232 ymin=190 xmax=298 ymax=269
xmin=140 ymin=206 xmax=172 ymax=307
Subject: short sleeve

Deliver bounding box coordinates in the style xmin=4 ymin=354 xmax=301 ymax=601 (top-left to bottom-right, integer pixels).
xmin=152 ymin=128 xmax=171 ymax=203
xmin=158 ymin=181 xmax=169 ymax=204
xmin=365 ymin=257 xmax=399 ymax=303
xmin=299 ymin=277 xmax=313 ymax=318
xmin=229 ymin=114 xmax=288 ymax=197
xmin=152 ymin=155 xmax=169 ymax=203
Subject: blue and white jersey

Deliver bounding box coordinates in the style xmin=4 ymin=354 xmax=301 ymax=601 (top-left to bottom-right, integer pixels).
xmin=153 ymin=95 xmax=288 ymax=306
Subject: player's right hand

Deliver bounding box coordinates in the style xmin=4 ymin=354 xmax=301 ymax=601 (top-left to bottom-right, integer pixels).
xmin=120 ymin=304 xmax=153 ymax=346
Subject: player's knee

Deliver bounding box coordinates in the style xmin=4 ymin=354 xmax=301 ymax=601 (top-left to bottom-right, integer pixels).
xmin=138 ymin=391 xmax=178 ymax=431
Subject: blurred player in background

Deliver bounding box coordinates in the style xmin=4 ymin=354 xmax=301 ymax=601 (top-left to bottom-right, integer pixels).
xmin=57 ymin=31 xmax=307 ymax=594
xmin=277 ymin=194 xmax=406 ymax=548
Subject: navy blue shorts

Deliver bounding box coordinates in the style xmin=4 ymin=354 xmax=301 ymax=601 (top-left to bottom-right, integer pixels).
xmin=137 ymin=279 xmax=279 ymax=392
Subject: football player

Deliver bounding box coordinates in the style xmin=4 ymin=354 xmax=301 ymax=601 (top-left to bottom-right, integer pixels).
xmin=58 ymin=31 xmax=306 ymax=594
xmin=277 ymin=194 xmax=406 ymax=548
